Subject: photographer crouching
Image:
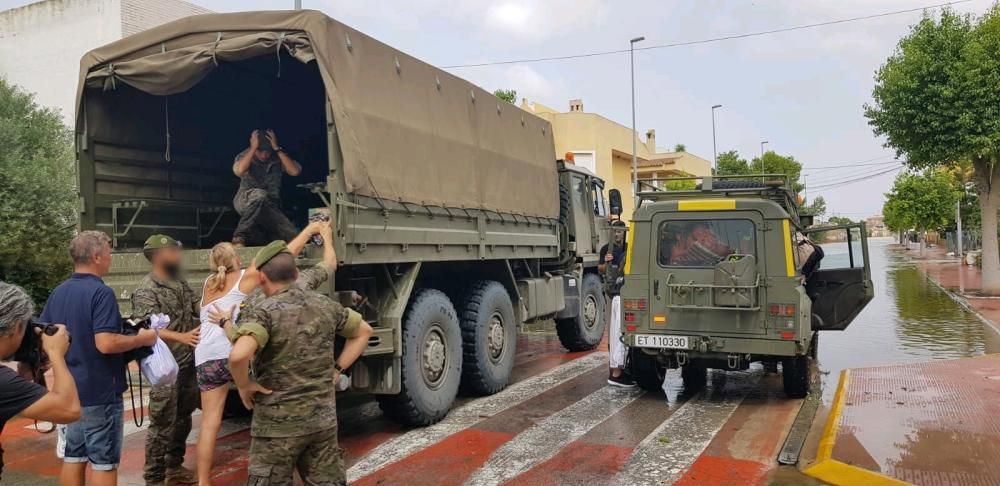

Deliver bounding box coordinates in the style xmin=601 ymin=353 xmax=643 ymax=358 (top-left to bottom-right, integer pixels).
xmin=0 ymin=282 xmax=80 ymax=481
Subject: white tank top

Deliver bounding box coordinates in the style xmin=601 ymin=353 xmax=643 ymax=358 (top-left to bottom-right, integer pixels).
xmin=196 ymin=270 xmax=247 ymax=366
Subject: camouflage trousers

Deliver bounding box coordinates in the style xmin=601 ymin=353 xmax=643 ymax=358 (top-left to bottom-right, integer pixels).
xmin=247 ymin=426 xmax=345 ymax=486
xmin=233 ymin=189 xmax=297 ymax=246
xmin=143 ymin=363 xmax=199 ymax=483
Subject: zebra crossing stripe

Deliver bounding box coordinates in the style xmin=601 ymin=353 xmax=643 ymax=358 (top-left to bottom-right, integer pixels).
xmin=346 ymin=352 xmax=609 ymax=482
xmin=465 ymin=385 xmax=644 ymax=486
xmin=612 ymin=371 xmax=761 ymax=485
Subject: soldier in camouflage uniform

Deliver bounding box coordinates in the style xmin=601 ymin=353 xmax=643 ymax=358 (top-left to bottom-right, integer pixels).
xmin=229 ymin=241 xmax=373 ymax=486
xmin=131 ymin=235 xmax=202 ymax=486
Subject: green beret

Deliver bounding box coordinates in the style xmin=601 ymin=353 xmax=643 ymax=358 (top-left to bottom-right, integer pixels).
xmin=254 ymin=240 xmax=291 ymax=268
xmin=143 ymin=234 xmax=181 ymax=250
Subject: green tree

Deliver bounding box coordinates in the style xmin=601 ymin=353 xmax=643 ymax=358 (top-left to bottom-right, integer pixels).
xmin=802 ymin=195 xmax=827 ymax=217
xmin=0 ymin=79 xmax=76 ymax=303
xmin=750 ymin=151 xmax=804 ymax=192
xmin=865 ymin=7 xmax=1000 ymax=292
xmin=828 ymin=216 xmax=854 ymax=226
xmin=673 ymin=143 xmax=686 ymax=152
xmin=881 ymin=171 xmax=959 ymax=254
xmin=716 ymin=149 xmax=804 ymax=192
xmin=715 ymin=150 xmax=749 ymax=175
xmin=664 ymin=179 xmax=696 ymax=190
xmin=493 ymin=88 xmax=517 ymax=104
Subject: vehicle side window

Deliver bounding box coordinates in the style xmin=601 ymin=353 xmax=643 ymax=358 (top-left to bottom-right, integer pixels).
xmin=592 ymin=183 xmax=607 ymax=217
xmin=658 ymin=219 xmax=755 ymax=267
xmin=572 ymin=175 xmax=588 ymax=212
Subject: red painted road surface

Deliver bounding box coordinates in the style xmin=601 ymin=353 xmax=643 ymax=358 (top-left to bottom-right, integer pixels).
xmin=2 ymin=332 xmax=809 ymax=485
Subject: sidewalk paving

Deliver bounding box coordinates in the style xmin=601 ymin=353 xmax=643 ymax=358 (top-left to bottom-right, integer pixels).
xmin=804 ymin=244 xmax=1000 ymax=485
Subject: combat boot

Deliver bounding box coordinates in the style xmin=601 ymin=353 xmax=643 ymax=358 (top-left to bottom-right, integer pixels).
xmin=165 ymin=466 xmax=198 ymax=485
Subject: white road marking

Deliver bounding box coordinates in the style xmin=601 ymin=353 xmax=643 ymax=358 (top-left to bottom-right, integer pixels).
xmin=465 ymin=385 xmax=644 ymax=486
xmin=613 ymin=371 xmax=761 ymax=486
xmin=346 ymin=352 xmax=609 ymax=482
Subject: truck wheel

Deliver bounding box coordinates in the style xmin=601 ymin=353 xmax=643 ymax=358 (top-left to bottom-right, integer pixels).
xmin=555 ymin=273 xmax=605 ymax=351
xmin=782 ymin=354 xmax=811 ymax=398
xmin=631 ymin=349 xmax=666 ymax=393
xmin=459 ymin=281 xmax=517 ymax=395
xmin=681 ymin=364 xmax=707 ymax=391
xmin=376 ymin=289 xmax=462 ymax=426
xmin=558 ymin=183 xmax=570 ymax=227
xmin=809 ymin=332 xmax=819 ymax=360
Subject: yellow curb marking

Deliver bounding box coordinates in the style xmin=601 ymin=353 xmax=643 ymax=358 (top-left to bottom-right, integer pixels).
xmin=803 ymin=369 xmax=911 ymax=486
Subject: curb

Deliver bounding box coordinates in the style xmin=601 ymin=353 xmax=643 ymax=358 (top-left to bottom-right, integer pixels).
xmin=923 ymin=269 xmax=1000 ymax=336
xmin=802 ymin=369 xmax=911 ymax=486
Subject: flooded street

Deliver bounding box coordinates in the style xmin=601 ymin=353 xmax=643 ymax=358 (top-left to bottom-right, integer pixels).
xmin=818 ymin=237 xmax=999 ymax=400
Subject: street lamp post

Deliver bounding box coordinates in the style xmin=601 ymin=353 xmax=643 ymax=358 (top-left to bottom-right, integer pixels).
xmin=630 ymin=36 xmax=645 ymax=204
xmin=711 ymin=104 xmax=722 ymax=173
xmin=759 ymin=140 xmax=769 ymax=173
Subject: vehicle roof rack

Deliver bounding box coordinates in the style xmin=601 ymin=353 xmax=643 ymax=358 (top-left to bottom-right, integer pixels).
xmin=636 ymin=174 xmax=801 ymax=218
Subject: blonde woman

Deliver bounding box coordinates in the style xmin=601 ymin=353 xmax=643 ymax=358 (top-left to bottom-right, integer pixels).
xmin=194 ymin=221 xmax=332 ymax=486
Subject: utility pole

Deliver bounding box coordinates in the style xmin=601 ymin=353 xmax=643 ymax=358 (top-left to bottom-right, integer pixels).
xmin=711 ymin=104 xmax=722 ymax=173
xmin=630 ymin=36 xmax=645 ymax=204
xmin=760 ymin=140 xmax=769 ymax=173
xmin=956 ymin=199 xmax=963 ymax=258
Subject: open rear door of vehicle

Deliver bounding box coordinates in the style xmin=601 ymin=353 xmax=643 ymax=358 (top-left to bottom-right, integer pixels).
xmin=802 ymin=223 xmax=874 ymax=331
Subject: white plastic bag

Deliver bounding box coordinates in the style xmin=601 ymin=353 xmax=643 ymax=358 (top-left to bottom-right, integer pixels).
xmin=140 ymin=314 xmax=178 ymax=386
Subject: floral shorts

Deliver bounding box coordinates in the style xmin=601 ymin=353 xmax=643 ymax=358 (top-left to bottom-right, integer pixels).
xmin=196 ymin=358 xmax=233 ymax=392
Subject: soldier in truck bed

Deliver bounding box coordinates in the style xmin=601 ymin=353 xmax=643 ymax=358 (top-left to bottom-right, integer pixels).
xmin=231 ymin=129 xmax=302 ymax=247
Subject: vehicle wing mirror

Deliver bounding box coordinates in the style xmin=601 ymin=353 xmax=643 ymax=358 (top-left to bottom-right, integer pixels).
xmin=609 ymin=189 xmax=623 ymax=217
xmin=800 ymin=214 xmax=814 ymax=228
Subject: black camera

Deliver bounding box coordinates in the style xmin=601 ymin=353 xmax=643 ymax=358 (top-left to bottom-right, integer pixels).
xmin=14 ymin=318 xmax=65 ymax=382
xmin=122 ymin=316 xmax=154 ymax=364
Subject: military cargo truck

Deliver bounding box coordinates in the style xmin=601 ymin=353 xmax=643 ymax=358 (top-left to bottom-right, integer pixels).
xmin=73 ymin=11 xmax=611 ymax=425
xmin=618 ymin=176 xmax=873 ymax=397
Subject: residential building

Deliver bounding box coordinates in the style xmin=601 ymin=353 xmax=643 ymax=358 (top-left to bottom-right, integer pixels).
xmin=521 ymin=98 xmax=711 ymax=220
xmin=867 ymin=214 xmax=889 ymax=237
xmin=0 ymin=0 xmax=211 ymax=124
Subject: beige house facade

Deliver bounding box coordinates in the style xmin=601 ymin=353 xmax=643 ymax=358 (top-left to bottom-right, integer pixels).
xmin=521 ymin=98 xmax=711 ymax=220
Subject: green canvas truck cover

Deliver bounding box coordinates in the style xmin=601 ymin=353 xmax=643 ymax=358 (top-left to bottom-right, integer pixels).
xmin=75 ymin=9 xmax=558 ymax=219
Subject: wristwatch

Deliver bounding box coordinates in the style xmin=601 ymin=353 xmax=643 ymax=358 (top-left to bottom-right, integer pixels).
xmin=274 ymin=146 xmax=285 ymax=153
xmin=334 ymin=363 xmax=344 ymax=373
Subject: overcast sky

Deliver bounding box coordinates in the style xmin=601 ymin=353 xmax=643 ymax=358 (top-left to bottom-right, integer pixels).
xmin=3 ymin=0 xmax=995 ymax=217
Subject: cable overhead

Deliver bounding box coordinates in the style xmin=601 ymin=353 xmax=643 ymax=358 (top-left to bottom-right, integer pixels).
xmin=440 ymin=1 xmax=971 ymax=69
xmin=809 ymin=166 xmax=903 ymax=191
xmin=806 ymin=163 xmax=904 ymax=184
xmin=802 ymin=156 xmax=899 ymax=171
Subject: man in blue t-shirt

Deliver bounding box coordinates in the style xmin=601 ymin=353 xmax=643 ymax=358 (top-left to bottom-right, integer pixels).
xmin=41 ymin=231 xmax=156 ymax=486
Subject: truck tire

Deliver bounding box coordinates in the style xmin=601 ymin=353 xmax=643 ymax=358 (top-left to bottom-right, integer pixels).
xmin=631 ymin=349 xmax=666 ymax=393
xmin=459 ymin=281 xmax=517 ymax=395
xmin=376 ymin=289 xmax=462 ymax=426
xmin=782 ymin=354 xmax=810 ymax=398
xmin=698 ymin=180 xmax=768 ymax=190
xmin=558 ymin=183 xmax=570 ymax=227
xmin=555 ymin=273 xmax=605 ymax=351
xmin=681 ymin=363 xmax=707 ymax=391
xmin=809 ymin=332 xmax=819 ymax=360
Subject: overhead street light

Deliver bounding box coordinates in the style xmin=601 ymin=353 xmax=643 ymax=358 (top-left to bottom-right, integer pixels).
xmin=630 ymin=36 xmax=645 ymax=203
xmin=760 ymin=140 xmax=769 ymax=172
xmin=711 ymin=104 xmax=722 ymax=173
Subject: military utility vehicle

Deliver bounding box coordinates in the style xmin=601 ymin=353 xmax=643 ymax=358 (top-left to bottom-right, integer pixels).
xmin=617 ymin=175 xmax=873 ymax=397
xmin=72 ymin=11 xmax=610 ymax=425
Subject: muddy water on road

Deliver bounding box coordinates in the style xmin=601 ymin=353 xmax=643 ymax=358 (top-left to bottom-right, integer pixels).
xmin=817 ymin=238 xmax=1000 ymax=401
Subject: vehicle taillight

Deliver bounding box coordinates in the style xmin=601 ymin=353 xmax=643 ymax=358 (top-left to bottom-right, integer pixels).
xmin=780 ymin=331 xmax=796 ymax=340
xmin=623 ymin=299 xmax=647 ymax=311
xmin=769 ymin=304 xmax=796 ymax=317
xmin=624 ymin=312 xmax=636 ymax=322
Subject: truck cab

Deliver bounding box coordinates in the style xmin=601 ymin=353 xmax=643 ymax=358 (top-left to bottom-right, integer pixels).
xmin=619 ymin=175 xmax=873 ymax=397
